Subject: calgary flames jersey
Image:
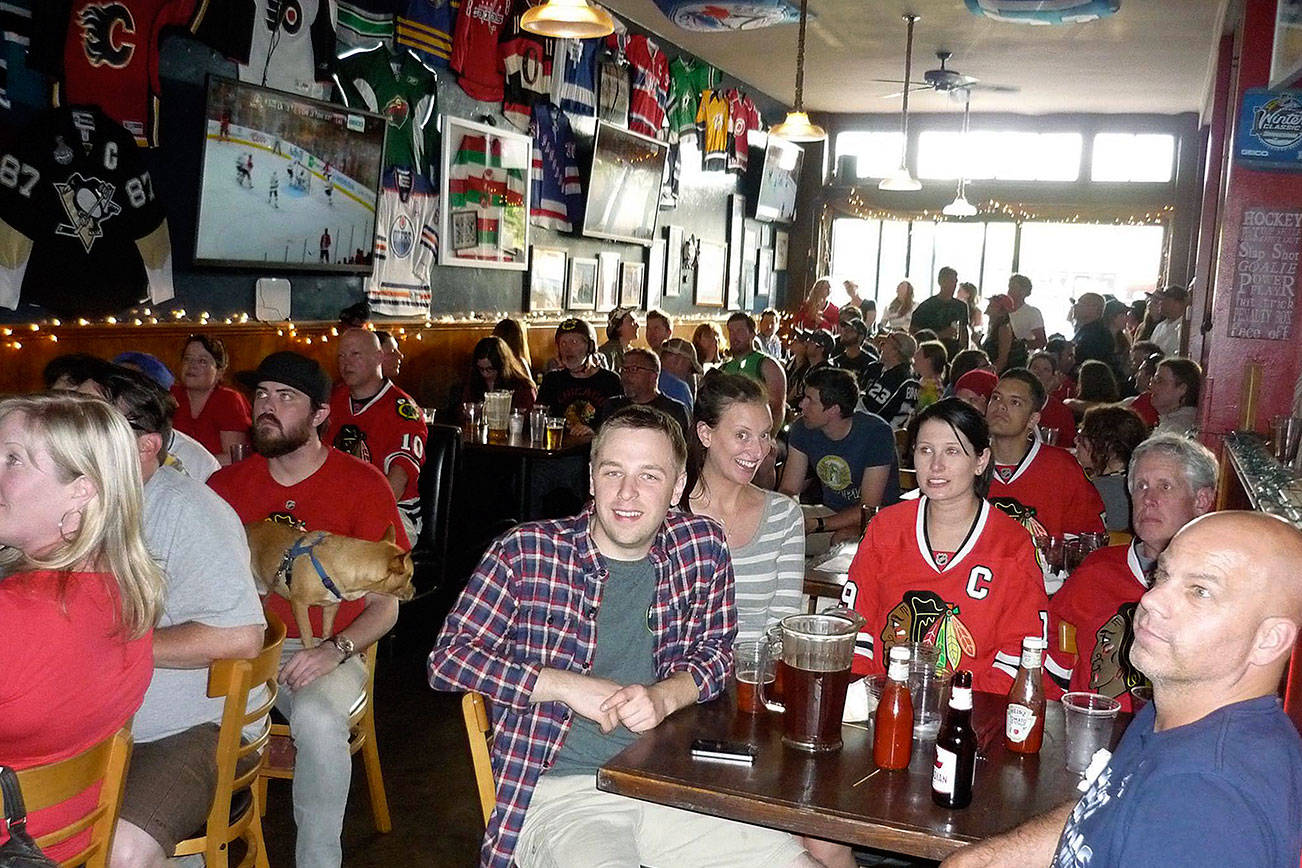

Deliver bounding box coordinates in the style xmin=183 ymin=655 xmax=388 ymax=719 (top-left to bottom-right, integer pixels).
xmin=326 ymin=379 xmax=427 ymax=532
xmin=844 ymin=497 xmax=1048 ymax=694
xmin=988 ymin=438 xmax=1106 ymax=539
xmin=1045 ymin=542 xmax=1150 ymax=712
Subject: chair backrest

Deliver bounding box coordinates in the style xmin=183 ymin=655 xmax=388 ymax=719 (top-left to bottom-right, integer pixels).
xmin=14 ymin=727 xmax=133 ymax=868
xmin=414 ymin=423 xmax=462 ymax=594
xmin=460 ymin=693 xmax=495 ymax=826
xmin=348 ymin=641 xmax=381 ymax=730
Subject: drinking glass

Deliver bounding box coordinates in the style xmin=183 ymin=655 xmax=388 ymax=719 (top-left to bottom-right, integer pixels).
xmin=907 ymin=642 xmax=950 ymax=740
xmin=734 ymin=641 xmax=774 ymax=715
xmin=462 ymin=401 xmax=483 ymax=432
xmin=1039 ymin=535 xmax=1065 ymax=574
xmin=1062 ymin=691 xmax=1121 ymax=774
xmin=1039 ymin=426 xmax=1060 ymax=447
xmin=529 ymin=406 xmax=548 ymax=443
xmin=544 ymin=417 xmax=566 ymax=450
xmin=228 ymin=442 xmax=250 ymax=463
xmin=484 ymin=390 xmax=513 ymax=440
xmin=508 ymin=411 xmax=525 ymax=440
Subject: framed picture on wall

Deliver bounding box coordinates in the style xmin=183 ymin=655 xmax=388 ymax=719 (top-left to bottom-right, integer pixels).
xmin=726 ymin=194 xmax=745 ymax=308
xmin=439 ymin=115 xmax=531 ymax=270
xmin=567 ymin=257 xmax=599 ymax=310
xmin=619 ymin=261 xmax=645 ymax=307
xmin=664 ymin=225 xmax=683 ymax=297
xmin=757 ymin=249 xmax=774 ymax=301
xmin=774 ymin=229 xmax=789 ymax=271
xmin=695 ymin=240 xmax=726 ymax=307
xmin=527 ymin=247 xmax=567 ymax=312
xmin=597 ymin=251 xmax=621 ymax=311
xmin=646 ymin=238 xmax=666 ymax=311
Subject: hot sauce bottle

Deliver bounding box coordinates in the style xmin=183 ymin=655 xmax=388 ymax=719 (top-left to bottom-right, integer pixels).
xmin=1005 ymin=636 xmax=1047 ymax=755
xmin=932 ymin=670 xmax=976 ymax=809
xmin=873 ymin=645 xmax=914 ymax=770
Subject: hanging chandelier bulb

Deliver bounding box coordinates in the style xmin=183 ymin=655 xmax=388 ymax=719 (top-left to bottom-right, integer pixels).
xmin=520 ymin=0 xmax=615 ymax=38
xmin=772 ymin=0 xmax=826 ymax=143
xmin=943 ymin=93 xmax=976 ymax=214
xmin=880 ymin=13 xmax=920 ymax=192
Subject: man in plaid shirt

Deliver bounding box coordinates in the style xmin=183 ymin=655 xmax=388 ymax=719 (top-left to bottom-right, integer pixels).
xmin=429 ymin=405 xmax=818 ymax=867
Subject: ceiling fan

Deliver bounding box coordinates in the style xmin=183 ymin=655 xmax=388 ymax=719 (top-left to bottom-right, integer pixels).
xmin=874 ymin=50 xmax=1020 ymax=100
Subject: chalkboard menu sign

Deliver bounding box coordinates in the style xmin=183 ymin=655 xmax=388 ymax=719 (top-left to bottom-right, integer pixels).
xmin=1229 ymin=207 xmax=1302 ymax=341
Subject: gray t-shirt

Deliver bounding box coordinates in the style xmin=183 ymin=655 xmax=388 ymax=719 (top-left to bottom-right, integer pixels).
xmin=730 ymin=491 xmax=804 ymax=644
xmin=135 ymin=465 xmax=265 ymax=743
xmin=549 ymin=556 xmax=658 ymax=778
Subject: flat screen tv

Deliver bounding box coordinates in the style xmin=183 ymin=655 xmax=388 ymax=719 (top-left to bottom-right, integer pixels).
xmin=754 ymin=136 xmax=803 ymax=223
xmin=582 ymin=121 xmax=669 ymax=246
xmin=193 ymin=76 xmax=386 ymax=272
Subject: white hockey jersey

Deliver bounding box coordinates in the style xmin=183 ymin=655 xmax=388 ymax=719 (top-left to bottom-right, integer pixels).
xmin=367 ymin=166 xmax=437 ymax=315
xmin=237 ymin=0 xmax=337 ymax=99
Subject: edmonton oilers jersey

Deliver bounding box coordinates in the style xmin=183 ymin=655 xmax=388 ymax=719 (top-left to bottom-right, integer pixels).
xmin=368 ymin=166 xmax=438 ymax=315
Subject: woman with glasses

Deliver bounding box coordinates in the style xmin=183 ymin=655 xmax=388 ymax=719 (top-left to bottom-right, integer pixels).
xmin=461 ymin=336 xmax=536 ymax=420
xmin=170 ymin=334 xmax=251 ymax=463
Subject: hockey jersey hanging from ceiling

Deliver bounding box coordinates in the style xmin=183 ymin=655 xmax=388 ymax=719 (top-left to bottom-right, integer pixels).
xmin=236 ymin=0 xmax=337 ymax=99
xmin=529 ymin=101 xmax=580 ymax=231
xmin=335 ymin=45 xmax=438 ymax=177
xmin=397 ymin=0 xmax=460 ymax=68
xmin=29 ymin=0 xmax=252 ymax=146
xmin=667 ymin=56 xmax=718 ymax=143
xmin=447 ymin=131 xmax=525 ymax=260
xmin=722 ymin=88 xmax=759 ymax=173
xmin=550 ymin=37 xmax=599 ymax=122
xmin=0 ymin=105 xmax=173 ymax=315
xmin=607 ymin=33 xmax=668 ymax=138
xmin=368 ymin=166 xmax=438 ymax=315
xmin=695 ymin=87 xmax=728 ymax=171
xmin=499 ymin=0 xmax=552 ymax=132
xmin=650 ymin=0 xmax=798 ymax=31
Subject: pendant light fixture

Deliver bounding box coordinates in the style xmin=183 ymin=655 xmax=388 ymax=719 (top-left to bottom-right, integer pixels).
xmin=770 ymin=0 xmax=826 ymax=143
xmin=879 ymin=13 xmax=922 ymax=192
xmin=943 ymin=90 xmax=978 ymax=216
xmin=521 ymin=0 xmax=615 ymax=39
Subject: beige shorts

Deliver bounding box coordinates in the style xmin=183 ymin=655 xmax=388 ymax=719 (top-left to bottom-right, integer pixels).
xmin=516 ymin=772 xmax=810 ymax=868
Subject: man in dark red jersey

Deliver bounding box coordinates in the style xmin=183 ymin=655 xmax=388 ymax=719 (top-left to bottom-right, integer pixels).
xmin=208 ymin=351 xmax=408 ymax=868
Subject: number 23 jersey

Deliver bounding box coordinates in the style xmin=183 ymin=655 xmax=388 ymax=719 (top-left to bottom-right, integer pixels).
xmin=844 ymin=497 xmax=1048 ymax=694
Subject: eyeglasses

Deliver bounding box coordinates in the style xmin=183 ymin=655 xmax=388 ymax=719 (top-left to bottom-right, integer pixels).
xmin=622 ymin=365 xmax=657 ymax=375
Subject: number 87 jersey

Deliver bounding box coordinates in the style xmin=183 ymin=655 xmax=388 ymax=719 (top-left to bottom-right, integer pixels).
xmin=0 ymin=105 xmax=174 ymax=315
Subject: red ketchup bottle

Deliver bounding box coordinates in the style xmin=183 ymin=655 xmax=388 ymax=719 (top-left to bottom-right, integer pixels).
xmin=1005 ymin=636 xmax=1047 ymax=755
xmin=932 ymin=670 xmax=977 ymax=809
xmin=873 ymin=645 xmax=914 ymax=771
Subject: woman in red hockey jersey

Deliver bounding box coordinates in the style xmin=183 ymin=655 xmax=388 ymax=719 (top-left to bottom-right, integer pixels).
xmin=845 ymin=397 xmax=1047 ymax=693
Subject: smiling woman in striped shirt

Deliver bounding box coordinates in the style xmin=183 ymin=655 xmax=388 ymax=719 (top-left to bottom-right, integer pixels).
xmin=683 ymin=370 xmax=804 ymax=644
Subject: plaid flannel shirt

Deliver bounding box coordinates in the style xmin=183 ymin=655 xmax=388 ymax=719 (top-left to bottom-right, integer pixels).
xmin=427 ymin=505 xmax=736 ymax=868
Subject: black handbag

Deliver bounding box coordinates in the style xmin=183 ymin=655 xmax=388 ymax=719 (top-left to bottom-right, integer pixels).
xmin=0 ymin=766 xmax=58 ymax=868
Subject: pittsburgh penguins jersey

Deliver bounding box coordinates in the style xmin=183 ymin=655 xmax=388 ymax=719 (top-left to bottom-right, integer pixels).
xmin=236 ymin=0 xmax=337 ymax=99
xmin=550 ymin=37 xmax=598 ymax=120
xmin=722 ymin=87 xmax=759 ymax=173
xmin=368 ymin=166 xmax=438 ymax=315
xmin=396 ymin=0 xmax=459 ymax=68
xmin=326 ymin=379 xmax=427 ymax=532
xmin=529 ymin=101 xmax=581 ymax=231
xmin=449 ymin=0 xmax=509 ymax=101
xmin=498 ymin=0 xmax=551 ymax=132
xmin=335 ymin=45 xmax=438 ymax=177
xmin=0 ymin=105 xmax=173 ymax=315
xmin=667 ymin=55 xmax=718 ymax=140
xmin=695 ymin=88 xmax=728 ymax=170
xmin=844 ymin=497 xmax=1048 ymax=694
xmin=1045 ymin=542 xmax=1150 ymax=712
xmin=987 ymin=438 xmax=1107 ymax=539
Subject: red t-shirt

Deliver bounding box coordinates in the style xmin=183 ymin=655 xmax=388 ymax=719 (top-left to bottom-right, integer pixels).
xmin=989 ymin=439 xmax=1106 ymax=539
xmin=324 ymin=381 xmax=427 ymax=522
xmin=797 ymin=301 xmax=839 ymax=332
xmin=207 ymin=450 xmax=410 ymax=638
xmin=1038 ymin=396 xmax=1077 ymax=448
xmin=0 ymin=571 xmax=153 ymax=862
xmin=1044 ymin=543 xmax=1149 ymax=712
xmin=844 ymin=498 xmax=1048 ymax=694
xmin=170 ymin=383 xmax=252 ymax=457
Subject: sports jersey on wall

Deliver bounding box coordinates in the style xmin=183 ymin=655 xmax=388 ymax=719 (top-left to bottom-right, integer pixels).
xmin=0 ymin=105 xmax=173 ymax=315
xmin=334 ymin=45 xmax=438 ymax=177
xmin=611 ymin=33 xmax=668 ymax=137
xmin=529 ymin=101 xmax=580 ymax=231
xmin=722 ymin=87 xmax=759 ymax=173
xmin=448 ymin=132 xmax=525 ymax=260
xmin=843 ymin=497 xmax=1048 ymax=694
xmin=450 ymin=0 xmax=509 ymax=101
xmin=667 ymin=55 xmax=718 ymax=140
xmin=0 ymin=0 xmax=34 ymax=111
xmin=236 ymin=0 xmax=337 ymax=99
xmin=397 ymin=0 xmax=459 ymax=67
xmin=499 ymin=0 xmax=551 ymax=132
xmin=550 ymin=37 xmax=598 ymax=120
xmin=337 ymin=0 xmax=400 ymax=49
xmin=368 ymin=166 xmax=438 ymax=315
xmin=596 ymin=48 xmax=628 ymax=127
xmin=695 ymin=88 xmax=728 ymax=169
xmin=987 ymin=438 xmax=1107 ymax=539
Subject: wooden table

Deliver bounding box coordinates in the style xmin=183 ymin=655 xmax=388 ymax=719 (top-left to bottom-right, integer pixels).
xmin=804 ymin=566 xmax=848 ymax=612
xmin=598 ymin=692 xmax=1129 ymax=861
xmin=461 ymin=426 xmax=591 ymax=520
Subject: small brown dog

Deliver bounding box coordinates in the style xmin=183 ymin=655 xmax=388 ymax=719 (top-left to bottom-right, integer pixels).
xmin=246 ymin=520 xmax=415 ymax=647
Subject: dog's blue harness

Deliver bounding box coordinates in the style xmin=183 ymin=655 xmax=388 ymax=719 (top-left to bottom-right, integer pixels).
xmin=275 ymin=532 xmax=343 ymax=600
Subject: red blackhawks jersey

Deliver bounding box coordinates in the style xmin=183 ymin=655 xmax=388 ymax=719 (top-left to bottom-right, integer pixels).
xmin=988 ymin=439 xmax=1105 ymax=539
xmin=207 ymin=449 xmax=409 ymax=639
xmin=844 ymin=497 xmax=1048 ymax=694
xmin=1045 ymin=542 xmax=1150 ymax=712
xmin=450 ymin=0 xmax=509 ymax=101
xmin=325 ymin=380 xmax=427 ymax=532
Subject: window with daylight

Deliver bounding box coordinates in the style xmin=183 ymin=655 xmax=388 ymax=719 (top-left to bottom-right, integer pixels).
xmin=835 ymin=131 xmax=906 ymax=179
xmin=917 ymin=130 xmax=1082 ymax=181
xmin=1091 ymin=133 xmax=1175 ymax=182
xmin=829 ymin=218 xmax=882 ymax=305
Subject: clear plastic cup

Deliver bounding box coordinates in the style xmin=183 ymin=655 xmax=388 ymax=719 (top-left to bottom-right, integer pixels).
xmin=1062 ymin=691 xmax=1121 ymax=773
xmin=907 ymin=642 xmax=951 ymax=740
xmin=734 ymin=640 xmax=774 ymax=715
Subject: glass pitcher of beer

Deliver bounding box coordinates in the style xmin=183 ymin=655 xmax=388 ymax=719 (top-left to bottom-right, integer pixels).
xmin=766 ymin=608 xmax=865 ymax=752
xmin=483 ymin=390 xmax=513 ymax=443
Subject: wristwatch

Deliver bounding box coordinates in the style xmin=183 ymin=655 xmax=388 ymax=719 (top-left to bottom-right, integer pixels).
xmin=329 ymin=633 xmax=356 ymax=662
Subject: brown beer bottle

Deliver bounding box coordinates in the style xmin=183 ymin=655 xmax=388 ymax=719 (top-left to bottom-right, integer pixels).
xmin=873 ymin=646 xmax=913 ymax=770
xmin=932 ymin=670 xmax=976 ymax=809
xmin=1005 ymin=636 xmax=1047 ymax=754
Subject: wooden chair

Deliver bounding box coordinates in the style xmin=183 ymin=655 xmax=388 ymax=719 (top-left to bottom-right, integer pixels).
xmin=1108 ymin=530 xmax=1134 ymax=547
xmin=172 ymin=612 xmax=287 ymax=868
xmin=254 ymin=642 xmax=392 ymax=833
xmin=12 ymin=727 xmax=133 ymax=868
xmin=460 ymin=692 xmax=495 ymax=826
